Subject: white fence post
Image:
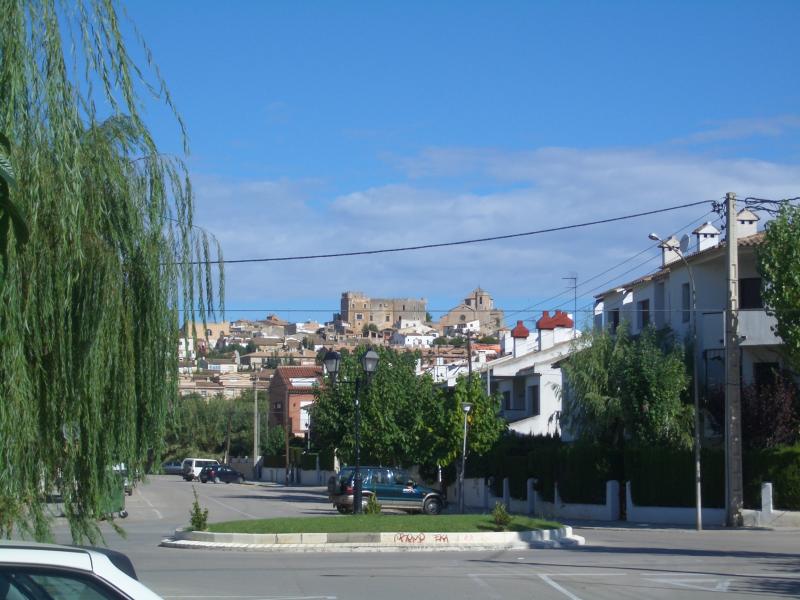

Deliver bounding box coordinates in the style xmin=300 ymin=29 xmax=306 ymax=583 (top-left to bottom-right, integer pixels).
xmin=606 ymin=480 xmax=620 ymax=520
xmin=761 ymin=482 xmax=774 ymax=515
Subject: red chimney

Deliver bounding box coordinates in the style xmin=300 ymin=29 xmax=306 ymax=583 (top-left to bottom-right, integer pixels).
xmin=511 ymin=320 xmax=530 ymax=339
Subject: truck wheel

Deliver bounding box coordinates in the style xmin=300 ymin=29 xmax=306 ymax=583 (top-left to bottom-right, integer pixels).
xmin=423 ymin=497 xmax=442 ymax=515
xmin=336 ymin=504 xmax=350 ymax=514
xmin=119 ymin=510 xmax=128 ymax=519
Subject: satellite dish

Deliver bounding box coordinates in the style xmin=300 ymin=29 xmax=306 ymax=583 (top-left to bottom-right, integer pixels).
xmin=680 ymin=234 xmax=690 ymax=254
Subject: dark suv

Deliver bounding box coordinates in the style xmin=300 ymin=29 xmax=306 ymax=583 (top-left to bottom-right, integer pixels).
xmin=199 ymin=464 xmax=245 ymax=484
xmin=327 ymin=466 xmax=445 ymax=515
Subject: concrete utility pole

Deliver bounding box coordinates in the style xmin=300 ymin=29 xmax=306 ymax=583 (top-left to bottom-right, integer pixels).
xmin=253 ymin=373 xmax=259 ymax=476
xmin=725 ymin=192 xmax=744 ymax=526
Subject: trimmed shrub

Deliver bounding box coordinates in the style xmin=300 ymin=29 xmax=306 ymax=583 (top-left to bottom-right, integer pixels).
xmin=558 ymin=445 xmax=622 ymax=505
xmin=262 ymin=454 xmax=285 ymax=468
xmin=300 ymin=453 xmax=318 ymax=471
xmin=744 ymin=444 xmax=800 ymax=510
xmin=318 ymin=448 xmax=335 ymax=471
xmin=626 ymin=446 xmax=724 ymax=508
xmin=528 ymin=443 xmax=558 ymax=503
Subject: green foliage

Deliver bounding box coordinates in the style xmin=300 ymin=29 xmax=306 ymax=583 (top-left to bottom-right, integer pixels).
xmin=309 ymin=347 xmax=505 ymax=471
xmin=425 ymin=312 xmax=433 ymax=323
xmin=365 ymin=494 xmax=382 ymax=515
xmin=262 ymin=455 xmax=285 ymax=468
xmin=625 ymin=446 xmax=725 ymax=508
xmin=189 ymin=488 xmax=209 ymax=531
xmin=744 ymin=444 xmax=800 ymax=510
xmin=262 ymin=425 xmax=286 ymax=457
xmin=164 ymin=392 xmax=267 ymax=461
xmin=0 ymin=1 xmax=222 ymax=542
xmin=362 ymin=323 xmax=379 ymax=336
xmin=300 ymin=453 xmax=319 ymax=471
xmin=558 ymin=444 xmax=622 ymax=505
xmin=491 ymin=502 xmax=512 ymax=531
xmin=560 ymin=326 xmax=692 ymax=450
xmin=758 ymin=203 xmax=800 ymax=371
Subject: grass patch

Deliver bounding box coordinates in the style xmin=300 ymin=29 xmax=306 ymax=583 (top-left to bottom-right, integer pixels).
xmin=207 ymin=514 xmax=561 ymax=534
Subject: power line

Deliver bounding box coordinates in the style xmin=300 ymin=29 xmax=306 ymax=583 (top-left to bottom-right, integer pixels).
xmin=505 ymin=210 xmax=717 ymax=321
xmin=177 ymin=200 xmax=712 ymax=266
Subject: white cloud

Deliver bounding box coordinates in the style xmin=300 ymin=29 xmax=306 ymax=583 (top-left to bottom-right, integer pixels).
xmin=672 ymin=115 xmax=800 ymax=144
xmin=190 ymin=148 xmax=800 ymax=322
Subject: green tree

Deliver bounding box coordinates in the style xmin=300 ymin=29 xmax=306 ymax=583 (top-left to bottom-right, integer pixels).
xmin=758 ymin=203 xmax=800 ymax=371
xmin=361 ymin=323 xmax=379 ymax=336
xmin=310 ymin=347 xmax=505 ymax=472
xmin=0 ymin=2 xmax=223 ymax=541
xmin=262 ymin=425 xmax=286 ymax=456
xmin=560 ymin=326 xmax=692 ymax=450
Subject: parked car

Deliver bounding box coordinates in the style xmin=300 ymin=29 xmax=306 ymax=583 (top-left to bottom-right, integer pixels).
xmin=327 ymin=466 xmax=445 ymax=515
xmin=199 ymin=464 xmax=245 ymax=484
xmin=0 ymin=541 xmax=163 ymax=599
xmin=161 ymin=460 xmax=183 ymax=475
xmin=181 ymin=457 xmax=219 ymax=481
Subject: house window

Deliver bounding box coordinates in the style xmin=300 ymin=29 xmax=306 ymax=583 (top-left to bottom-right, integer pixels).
xmin=356 ymin=313 xmax=363 ymax=321
xmin=609 ymin=309 xmax=620 ymax=332
xmin=637 ymin=299 xmax=650 ymax=329
xmin=528 ymin=385 xmax=540 ymax=416
xmin=369 ymin=314 xmax=373 ymax=322
xmin=385 ymin=315 xmax=390 ymax=322
xmin=502 ymin=391 xmax=512 ymax=411
xmin=513 ymin=379 xmax=525 ymax=410
xmin=740 ymin=278 xmax=763 ymax=309
xmin=682 ymin=283 xmax=691 ymax=323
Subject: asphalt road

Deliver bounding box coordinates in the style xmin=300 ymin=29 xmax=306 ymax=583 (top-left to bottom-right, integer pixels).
xmin=41 ymin=475 xmax=800 ymax=599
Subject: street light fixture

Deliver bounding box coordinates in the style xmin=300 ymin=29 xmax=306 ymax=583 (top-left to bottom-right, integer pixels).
xmin=649 ymin=232 xmax=702 ymax=531
xmin=459 ymin=402 xmax=473 ymax=513
xmin=324 ymin=347 xmax=379 ymax=514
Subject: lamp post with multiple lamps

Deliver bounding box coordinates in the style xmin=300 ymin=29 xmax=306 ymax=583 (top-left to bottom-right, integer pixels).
xmin=649 ymin=232 xmax=702 ymax=531
xmin=323 ymin=347 xmax=379 ymax=515
xmin=458 ymin=402 xmax=473 ymax=514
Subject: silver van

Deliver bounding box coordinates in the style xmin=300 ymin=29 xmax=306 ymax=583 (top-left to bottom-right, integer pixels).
xmin=181 ymin=457 xmax=219 ymax=481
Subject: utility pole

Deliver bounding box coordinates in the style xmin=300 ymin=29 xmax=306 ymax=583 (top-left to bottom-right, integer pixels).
xmin=725 ymin=192 xmax=744 ymax=526
xmin=253 ymin=372 xmax=259 ymax=477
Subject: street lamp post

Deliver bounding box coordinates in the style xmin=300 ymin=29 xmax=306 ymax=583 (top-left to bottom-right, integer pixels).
xmin=650 ymin=232 xmax=702 ymax=531
xmin=324 ymin=347 xmax=379 ymax=515
xmin=459 ymin=402 xmax=473 ymax=514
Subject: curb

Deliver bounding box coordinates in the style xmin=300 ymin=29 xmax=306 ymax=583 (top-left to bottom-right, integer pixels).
xmin=160 ymin=526 xmax=585 ymax=553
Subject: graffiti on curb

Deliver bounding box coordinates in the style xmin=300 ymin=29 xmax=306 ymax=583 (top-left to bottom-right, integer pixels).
xmin=393 ymin=532 xmax=452 ymax=544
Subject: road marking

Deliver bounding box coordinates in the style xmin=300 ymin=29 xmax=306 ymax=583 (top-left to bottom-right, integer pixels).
xmin=136 ymin=488 xmax=163 ymax=520
xmin=468 ymin=573 xmax=502 ymax=599
xmin=202 ymin=492 xmax=259 ymax=519
xmin=645 ymin=577 xmax=730 ymax=592
xmin=538 ymin=575 xmax=584 ymax=600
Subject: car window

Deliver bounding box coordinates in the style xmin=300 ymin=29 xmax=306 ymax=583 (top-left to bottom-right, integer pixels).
xmin=0 ymin=569 xmax=125 ymax=600
xmin=393 ymin=470 xmax=409 ymax=484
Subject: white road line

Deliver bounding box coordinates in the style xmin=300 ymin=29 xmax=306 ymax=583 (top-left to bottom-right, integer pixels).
xmin=136 ymin=488 xmax=163 ymax=520
xmin=468 ymin=573 xmax=502 ymax=599
xmin=646 ymin=578 xmax=730 ymax=592
xmin=202 ymin=492 xmax=259 ymax=519
xmin=539 ymin=575 xmax=584 ymax=600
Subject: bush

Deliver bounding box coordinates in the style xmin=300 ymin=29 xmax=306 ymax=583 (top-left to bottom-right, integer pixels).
xmin=744 ymin=444 xmax=800 ymax=510
xmin=262 ymin=454 xmax=285 ymax=468
xmin=492 ymin=501 xmax=512 ymax=531
xmin=365 ymin=494 xmax=382 ymax=515
xmin=558 ymin=444 xmax=621 ymax=505
xmin=189 ymin=487 xmax=208 ymax=531
xmin=300 ymin=453 xmax=318 ymax=471
xmin=625 ymin=446 xmax=724 ymax=508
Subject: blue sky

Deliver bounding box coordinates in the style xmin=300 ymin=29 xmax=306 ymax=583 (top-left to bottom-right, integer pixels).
xmin=123 ymin=1 xmax=800 ymax=327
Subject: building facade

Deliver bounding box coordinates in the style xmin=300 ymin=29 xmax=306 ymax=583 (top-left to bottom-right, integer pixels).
xmin=339 ymin=291 xmax=427 ymax=331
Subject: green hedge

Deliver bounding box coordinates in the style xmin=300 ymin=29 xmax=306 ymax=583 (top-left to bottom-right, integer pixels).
xmin=558 ymin=445 xmax=621 ymax=505
xmin=262 ymin=454 xmax=285 ymax=468
xmin=744 ymin=444 xmax=800 ymax=510
xmin=300 ymin=453 xmax=318 ymax=471
xmin=625 ymin=447 xmax=725 ymax=508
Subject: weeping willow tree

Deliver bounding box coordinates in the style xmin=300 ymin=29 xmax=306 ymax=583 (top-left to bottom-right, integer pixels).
xmin=0 ymin=1 xmax=223 ymax=542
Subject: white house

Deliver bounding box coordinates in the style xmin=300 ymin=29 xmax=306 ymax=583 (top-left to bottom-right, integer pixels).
xmin=178 ymin=336 xmax=195 ymax=361
xmin=593 ymin=210 xmax=783 ymax=397
xmin=483 ymin=312 xmax=577 ymax=436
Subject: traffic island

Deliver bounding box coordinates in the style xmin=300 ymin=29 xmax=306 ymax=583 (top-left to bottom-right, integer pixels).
xmin=161 ymin=526 xmax=584 ymax=552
